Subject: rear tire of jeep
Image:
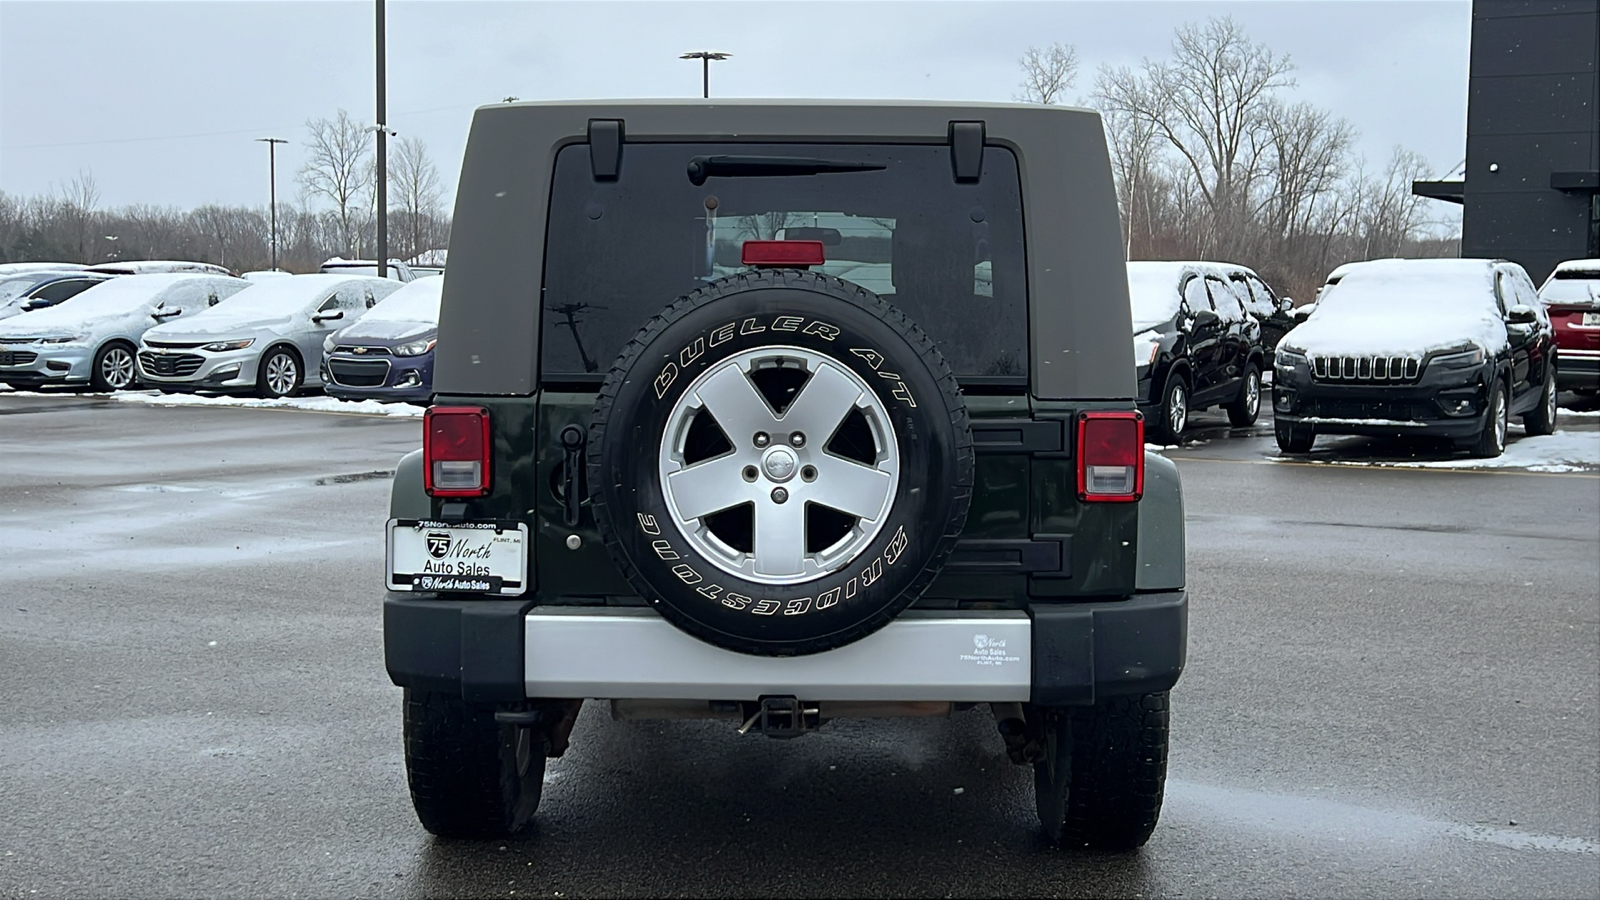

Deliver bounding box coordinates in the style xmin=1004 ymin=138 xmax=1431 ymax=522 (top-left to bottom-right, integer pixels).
xmin=1225 ymin=364 xmax=1261 ymax=427
xmin=403 ymin=689 xmax=545 ymax=839
xmin=587 ymin=269 xmax=973 ymax=657
xmin=1034 ymin=692 xmax=1170 ymax=851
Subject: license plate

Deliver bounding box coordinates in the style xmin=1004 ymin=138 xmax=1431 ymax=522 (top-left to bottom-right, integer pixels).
xmin=1583 ymin=311 xmax=1600 ymax=327
xmin=387 ymin=519 xmax=528 ymax=595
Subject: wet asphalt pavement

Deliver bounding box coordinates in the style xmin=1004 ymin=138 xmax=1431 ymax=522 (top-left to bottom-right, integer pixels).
xmin=1 ymin=392 xmax=1596 ymax=898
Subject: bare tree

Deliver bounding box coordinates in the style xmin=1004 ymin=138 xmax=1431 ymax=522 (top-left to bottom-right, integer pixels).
xmin=299 ymin=109 xmax=373 ymax=258
xmin=1015 ymin=42 xmax=1079 ymax=104
xmin=389 ymin=136 xmax=443 ymax=262
xmin=1095 ymin=17 xmax=1294 ymax=256
xmin=55 ymin=170 xmax=101 ymax=263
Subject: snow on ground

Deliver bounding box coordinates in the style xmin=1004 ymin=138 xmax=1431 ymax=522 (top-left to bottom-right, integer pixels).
xmin=1559 ymin=406 xmax=1600 ymax=417
xmin=116 ymin=391 xmax=424 ymax=417
xmin=1271 ymin=429 xmax=1600 ymax=473
xmin=0 ymin=385 xmax=422 ymax=417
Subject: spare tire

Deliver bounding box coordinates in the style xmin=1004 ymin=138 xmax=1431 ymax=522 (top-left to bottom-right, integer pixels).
xmin=587 ymin=270 xmax=973 ymax=656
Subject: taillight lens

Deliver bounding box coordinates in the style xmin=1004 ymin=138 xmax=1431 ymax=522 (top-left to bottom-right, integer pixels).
xmin=1077 ymin=411 xmax=1144 ymax=502
xmin=424 ymin=406 xmax=491 ymax=497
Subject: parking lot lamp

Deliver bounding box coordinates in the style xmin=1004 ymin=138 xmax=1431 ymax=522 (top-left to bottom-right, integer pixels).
xmin=680 ymin=51 xmax=730 ymax=99
xmin=255 ymin=138 xmax=288 ymax=271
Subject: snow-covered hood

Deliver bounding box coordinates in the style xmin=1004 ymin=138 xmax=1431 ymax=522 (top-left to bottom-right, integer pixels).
xmin=333 ymin=318 xmax=434 ymax=343
xmin=1284 ymin=309 xmax=1507 ymax=358
xmin=146 ymin=310 xmax=299 ymax=341
xmin=0 ymin=298 xmax=144 ymax=338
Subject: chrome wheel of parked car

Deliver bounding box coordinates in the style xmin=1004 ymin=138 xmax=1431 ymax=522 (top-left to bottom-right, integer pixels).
xmin=1226 ymin=365 xmax=1261 ymax=427
xmin=91 ymin=343 xmax=136 ymax=392
xmin=257 ymin=347 xmax=302 ymax=399
xmin=1153 ymin=375 xmax=1188 ymax=444
xmin=1469 ymin=380 xmax=1508 ymax=459
xmin=1523 ymin=367 xmax=1557 ymax=436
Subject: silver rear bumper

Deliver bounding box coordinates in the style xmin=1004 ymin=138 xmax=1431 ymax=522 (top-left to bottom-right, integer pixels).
xmin=524 ymin=608 xmax=1031 ymax=702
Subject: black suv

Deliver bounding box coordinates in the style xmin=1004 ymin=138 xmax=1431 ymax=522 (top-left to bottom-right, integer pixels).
xmin=1129 ymin=261 xmax=1268 ymax=442
xmin=1273 ymin=258 xmax=1557 ymax=457
xmin=382 ymin=101 xmax=1188 ymax=851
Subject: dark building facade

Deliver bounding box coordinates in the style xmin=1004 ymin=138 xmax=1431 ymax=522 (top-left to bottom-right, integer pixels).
xmin=1414 ymin=0 xmax=1600 ymax=283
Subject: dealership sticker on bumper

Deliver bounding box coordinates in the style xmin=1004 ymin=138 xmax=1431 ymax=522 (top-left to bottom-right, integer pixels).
xmin=387 ymin=519 xmax=528 ymax=595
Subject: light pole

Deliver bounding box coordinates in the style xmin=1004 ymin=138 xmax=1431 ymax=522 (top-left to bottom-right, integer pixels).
xmin=376 ymin=0 xmax=388 ymax=278
xmin=256 ymin=138 xmax=287 ymax=271
xmin=680 ymin=51 xmax=730 ymax=99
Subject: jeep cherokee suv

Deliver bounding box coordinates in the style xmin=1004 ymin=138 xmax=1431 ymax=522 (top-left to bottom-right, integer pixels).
xmin=383 ymin=100 xmax=1188 ymax=851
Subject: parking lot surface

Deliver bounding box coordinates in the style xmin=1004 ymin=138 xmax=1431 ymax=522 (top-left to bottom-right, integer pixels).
xmin=1 ymin=393 xmax=1596 ymax=898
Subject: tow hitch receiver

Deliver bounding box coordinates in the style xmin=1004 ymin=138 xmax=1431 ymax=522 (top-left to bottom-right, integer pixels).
xmin=738 ymin=696 xmax=820 ymax=738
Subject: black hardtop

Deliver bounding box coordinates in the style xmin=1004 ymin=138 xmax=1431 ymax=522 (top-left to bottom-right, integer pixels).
xmin=436 ymin=99 xmax=1133 ymax=401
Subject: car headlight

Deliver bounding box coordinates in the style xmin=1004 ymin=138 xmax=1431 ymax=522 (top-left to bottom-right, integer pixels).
xmin=1431 ymin=347 xmax=1486 ymax=368
xmin=200 ymin=339 xmax=254 ymax=352
xmin=393 ymin=338 xmax=436 ymax=357
xmin=1132 ymin=332 xmax=1160 ymax=369
xmin=322 ymin=334 xmax=338 ymax=355
xmin=1275 ymin=346 xmax=1308 ymax=367
xmin=34 ymin=335 xmax=82 ymax=344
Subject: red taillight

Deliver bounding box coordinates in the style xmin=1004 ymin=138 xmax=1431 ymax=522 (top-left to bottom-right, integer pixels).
xmin=742 ymin=240 xmax=825 ymax=268
xmin=1077 ymin=411 xmax=1144 ymax=502
xmin=424 ymin=406 xmax=491 ymax=497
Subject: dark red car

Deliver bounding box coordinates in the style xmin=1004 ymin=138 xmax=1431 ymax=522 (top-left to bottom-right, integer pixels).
xmin=1539 ymin=259 xmax=1600 ymax=394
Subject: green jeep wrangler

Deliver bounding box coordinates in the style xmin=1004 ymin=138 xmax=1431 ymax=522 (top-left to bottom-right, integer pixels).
xmin=384 ymin=100 xmax=1188 ymax=851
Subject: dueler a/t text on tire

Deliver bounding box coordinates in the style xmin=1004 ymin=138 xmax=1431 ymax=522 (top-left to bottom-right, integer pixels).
xmin=587 ymin=270 xmax=973 ymax=656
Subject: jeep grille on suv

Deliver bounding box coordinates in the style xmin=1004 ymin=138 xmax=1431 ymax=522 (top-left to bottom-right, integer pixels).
xmin=1311 ymin=354 xmax=1421 ymax=383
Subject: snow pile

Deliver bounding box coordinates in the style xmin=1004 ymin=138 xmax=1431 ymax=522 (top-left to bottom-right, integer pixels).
xmin=114 ymin=391 xmax=425 ymax=417
xmin=1271 ymin=429 xmax=1599 ymax=473
xmin=1285 ymin=260 xmax=1506 ymax=357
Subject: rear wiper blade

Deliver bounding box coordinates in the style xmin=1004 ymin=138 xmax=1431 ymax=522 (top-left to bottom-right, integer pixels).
xmin=687 ymin=155 xmax=885 ymax=186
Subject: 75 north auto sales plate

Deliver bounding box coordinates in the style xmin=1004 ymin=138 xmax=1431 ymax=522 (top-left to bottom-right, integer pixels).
xmin=387 ymin=519 xmax=528 ymax=596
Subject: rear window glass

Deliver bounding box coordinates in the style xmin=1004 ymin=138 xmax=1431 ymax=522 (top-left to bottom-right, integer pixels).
xmin=540 ymin=142 xmax=1027 ymax=382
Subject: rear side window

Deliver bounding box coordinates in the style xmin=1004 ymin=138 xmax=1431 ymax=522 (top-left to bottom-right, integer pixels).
xmin=31 ymin=280 xmax=94 ymax=304
xmin=540 ymin=142 xmax=1028 ymax=382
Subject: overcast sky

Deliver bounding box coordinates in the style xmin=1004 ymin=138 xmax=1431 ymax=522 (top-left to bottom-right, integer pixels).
xmin=0 ymin=0 xmax=1471 ymax=216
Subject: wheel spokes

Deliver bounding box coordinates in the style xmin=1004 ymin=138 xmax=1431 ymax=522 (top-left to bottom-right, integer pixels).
xmin=809 ymin=454 xmax=894 ymax=522
xmin=780 ymin=362 xmax=862 ymax=441
xmin=752 ymin=495 xmax=806 ymax=577
xmin=694 ymin=364 xmax=779 ymax=433
xmin=666 ymin=454 xmax=756 ymax=520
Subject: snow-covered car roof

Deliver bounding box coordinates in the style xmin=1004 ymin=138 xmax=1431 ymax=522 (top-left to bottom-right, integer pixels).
xmin=186 ymin=274 xmax=393 ymax=320
xmin=354 ymin=275 xmax=442 ymax=325
xmin=1125 ymin=260 xmax=1261 ymax=330
xmin=1549 ymin=258 xmax=1600 ymax=276
xmin=0 ymin=274 xmax=243 ymax=333
xmin=0 ymin=262 xmax=88 ymax=276
xmin=85 ymin=260 xmax=232 ymax=276
xmin=1287 ymin=259 xmax=1509 ymax=356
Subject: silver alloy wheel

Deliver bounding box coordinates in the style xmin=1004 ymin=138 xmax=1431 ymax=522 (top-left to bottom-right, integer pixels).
xmin=659 ymin=346 xmax=899 ymax=586
xmin=1168 ymin=382 xmax=1187 ymax=436
xmin=1493 ymin=386 xmax=1508 ymax=451
xmin=1244 ymin=371 xmax=1260 ymax=417
xmin=1545 ymin=371 xmax=1558 ymax=424
xmin=265 ymin=352 xmax=298 ymax=396
xmin=100 ymin=346 xmax=134 ymax=389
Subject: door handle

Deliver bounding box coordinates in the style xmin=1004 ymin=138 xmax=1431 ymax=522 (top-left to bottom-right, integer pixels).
xmin=560 ymin=426 xmax=585 ymax=527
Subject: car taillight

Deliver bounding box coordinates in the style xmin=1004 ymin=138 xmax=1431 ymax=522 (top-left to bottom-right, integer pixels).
xmin=1077 ymin=411 xmax=1144 ymax=502
xmin=424 ymin=406 xmax=491 ymax=497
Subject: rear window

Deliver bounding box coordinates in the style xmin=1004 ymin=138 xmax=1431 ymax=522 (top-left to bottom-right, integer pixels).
xmin=1540 ymin=272 xmax=1599 ymax=306
xmin=540 ymin=142 xmax=1027 ymax=383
